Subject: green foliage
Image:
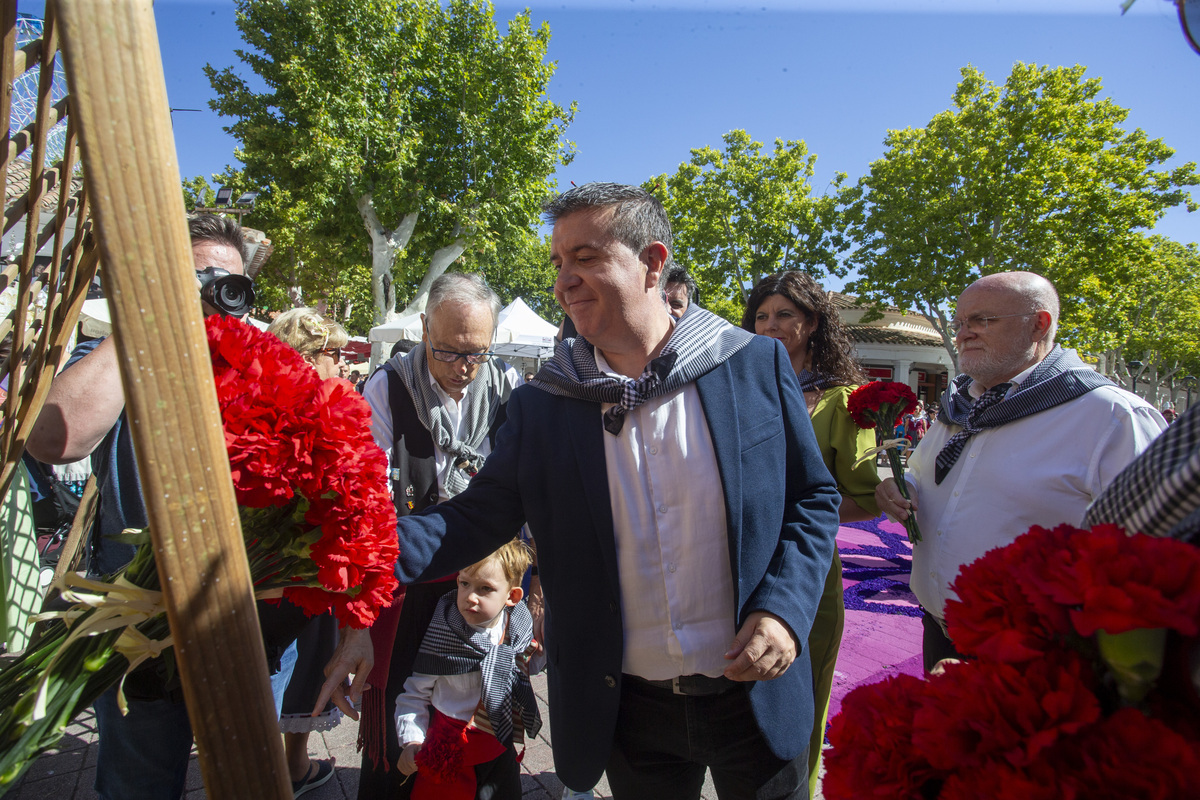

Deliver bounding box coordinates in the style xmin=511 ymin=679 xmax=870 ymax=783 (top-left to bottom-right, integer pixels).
xmin=205 ymin=0 xmax=574 ymax=323
xmin=847 ymin=63 xmax=1199 ymax=365
xmin=647 ymin=129 xmax=859 ymax=324
xmin=462 ymin=231 xmax=560 ymax=322
xmin=1086 ymin=236 xmax=1200 ymax=385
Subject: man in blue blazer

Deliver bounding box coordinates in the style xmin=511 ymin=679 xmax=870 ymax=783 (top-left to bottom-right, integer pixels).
xmin=391 ymin=183 xmax=840 ymax=799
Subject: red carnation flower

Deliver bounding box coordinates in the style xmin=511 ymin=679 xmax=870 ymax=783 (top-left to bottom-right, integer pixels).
xmin=1026 ymin=525 xmax=1200 ymax=638
xmin=847 ymin=380 xmax=918 ymax=430
xmin=1053 ymin=708 xmax=1200 ymax=799
xmin=946 ymin=525 xmax=1077 ymax=662
xmin=205 ymin=315 xmax=398 ymax=628
xmin=939 ymin=759 xmax=1076 ymax=800
xmin=911 ymin=656 xmax=1100 ymax=772
xmin=824 ymin=674 xmax=942 ymax=799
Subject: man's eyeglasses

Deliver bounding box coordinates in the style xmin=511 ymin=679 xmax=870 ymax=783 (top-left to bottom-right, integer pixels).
xmin=948 ymin=313 xmax=1032 ymax=336
xmin=429 ymin=346 xmax=493 ymax=365
xmin=423 ymin=319 xmax=493 ymax=364
xmin=318 ymin=347 xmax=342 ymax=361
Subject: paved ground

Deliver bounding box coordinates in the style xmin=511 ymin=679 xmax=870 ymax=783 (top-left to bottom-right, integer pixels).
xmin=3 ymin=510 xmax=929 ymax=800
xmin=4 ymin=670 xmax=730 ymax=800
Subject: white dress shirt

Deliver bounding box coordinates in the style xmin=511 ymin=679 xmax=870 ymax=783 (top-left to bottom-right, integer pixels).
xmin=907 ymin=363 xmax=1166 ymax=618
xmin=394 ymin=616 xmax=504 ymax=746
xmin=594 ymin=350 xmax=735 ymax=680
xmin=362 ymin=361 xmax=521 ymax=501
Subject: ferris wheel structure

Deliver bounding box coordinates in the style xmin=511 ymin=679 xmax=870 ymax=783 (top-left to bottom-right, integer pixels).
xmin=11 ymin=11 xmax=69 ymax=165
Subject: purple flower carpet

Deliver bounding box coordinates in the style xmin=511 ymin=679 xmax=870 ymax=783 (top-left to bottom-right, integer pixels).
xmin=829 ymin=515 xmax=925 ymax=722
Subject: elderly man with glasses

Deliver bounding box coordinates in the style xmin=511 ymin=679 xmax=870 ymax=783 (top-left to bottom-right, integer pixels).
xmin=356 ymin=271 xmax=524 ymax=799
xmin=875 ymin=271 xmax=1167 ymax=672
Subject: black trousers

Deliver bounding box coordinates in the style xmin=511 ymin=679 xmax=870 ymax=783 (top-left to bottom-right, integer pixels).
xmin=605 ymin=678 xmax=808 ymax=800
xmin=921 ymin=609 xmax=964 ymax=673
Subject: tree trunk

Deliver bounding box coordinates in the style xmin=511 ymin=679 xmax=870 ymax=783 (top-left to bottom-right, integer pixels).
xmin=401 ymin=234 xmax=466 ymax=316
xmin=357 ymin=191 xmax=418 ymax=325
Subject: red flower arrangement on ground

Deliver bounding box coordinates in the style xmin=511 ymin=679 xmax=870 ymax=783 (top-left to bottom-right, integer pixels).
xmin=847 ymin=380 xmax=922 ymax=542
xmin=824 ymin=524 xmax=1200 ymax=799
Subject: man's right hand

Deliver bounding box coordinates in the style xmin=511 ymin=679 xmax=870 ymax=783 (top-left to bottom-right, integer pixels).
xmin=875 ymin=477 xmax=917 ymax=523
xmin=398 ymin=743 xmax=421 ymax=776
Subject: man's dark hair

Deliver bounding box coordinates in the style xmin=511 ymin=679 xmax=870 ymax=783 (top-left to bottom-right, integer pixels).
xmin=188 ymin=213 xmax=246 ymax=266
xmin=542 ymin=183 xmax=673 ymax=264
xmin=664 ymin=262 xmax=697 ymax=296
xmin=391 ymin=339 xmax=416 ymax=359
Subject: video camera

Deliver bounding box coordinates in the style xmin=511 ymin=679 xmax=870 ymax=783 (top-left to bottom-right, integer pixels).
xmin=196 ymin=267 xmax=256 ymax=317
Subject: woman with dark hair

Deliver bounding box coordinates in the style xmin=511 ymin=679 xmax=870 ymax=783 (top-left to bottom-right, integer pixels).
xmin=741 ymin=271 xmax=880 ymax=798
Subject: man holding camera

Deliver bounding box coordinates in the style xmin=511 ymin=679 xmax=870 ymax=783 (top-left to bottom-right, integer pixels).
xmin=27 ymin=214 xmax=260 ymax=800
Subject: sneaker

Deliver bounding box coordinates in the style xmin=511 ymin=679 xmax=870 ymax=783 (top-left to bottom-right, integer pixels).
xmin=561 ymin=788 xmax=594 ymax=799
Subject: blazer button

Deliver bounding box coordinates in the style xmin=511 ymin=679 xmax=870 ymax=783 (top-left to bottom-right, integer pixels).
xmin=604 ymin=675 xmax=616 ymax=688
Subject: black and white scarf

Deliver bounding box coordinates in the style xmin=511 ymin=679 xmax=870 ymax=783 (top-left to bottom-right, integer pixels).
xmin=935 ymin=345 xmax=1115 ymax=485
xmin=388 ymin=345 xmax=511 ymax=496
xmin=795 ymin=369 xmax=837 ymax=393
xmin=531 ymin=306 xmax=754 ymax=435
xmin=411 ymin=592 xmax=541 ymax=746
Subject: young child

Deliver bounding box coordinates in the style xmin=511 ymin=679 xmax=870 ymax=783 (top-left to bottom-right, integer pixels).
xmin=395 ymin=539 xmax=541 ymax=800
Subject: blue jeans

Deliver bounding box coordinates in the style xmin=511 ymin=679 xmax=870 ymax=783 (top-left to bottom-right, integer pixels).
xmin=94 ymin=641 xmax=297 ymax=799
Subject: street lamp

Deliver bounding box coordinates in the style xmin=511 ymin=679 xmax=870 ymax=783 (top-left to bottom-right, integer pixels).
xmin=1128 ymin=360 xmax=1144 ymax=397
xmin=1186 ymin=375 xmax=1197 ymax=410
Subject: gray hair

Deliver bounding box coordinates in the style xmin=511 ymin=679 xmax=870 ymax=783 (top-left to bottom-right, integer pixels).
xmin=425 ymin=272 xmax=502 ymax=332
xmin=542 ymin=183 xmax=673 ymax=268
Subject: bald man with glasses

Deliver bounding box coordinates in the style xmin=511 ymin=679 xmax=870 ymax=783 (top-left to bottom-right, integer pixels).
xmin=356 ymin=272 xmax=524 ymax=799
xmin=875 ymin=271 xmax=1166 ymax=672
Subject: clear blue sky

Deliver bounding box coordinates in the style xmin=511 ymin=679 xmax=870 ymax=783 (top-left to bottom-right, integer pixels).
xmin=35 ymin=0 xmax=1200 ymax=279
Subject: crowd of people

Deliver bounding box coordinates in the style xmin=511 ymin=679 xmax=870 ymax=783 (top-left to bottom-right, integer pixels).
xmin=18 ymin=182 xmax=1198 ymax=800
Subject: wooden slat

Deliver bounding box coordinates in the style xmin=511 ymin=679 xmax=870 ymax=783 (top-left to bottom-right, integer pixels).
xmin=51 ymin=2 xmax=290 ymax=797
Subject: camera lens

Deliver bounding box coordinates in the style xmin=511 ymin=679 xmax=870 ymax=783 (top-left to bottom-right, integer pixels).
xmin=198 ymin=269 xmax=256 ymax=317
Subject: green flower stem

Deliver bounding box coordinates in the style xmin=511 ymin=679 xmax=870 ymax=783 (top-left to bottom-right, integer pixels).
xmin=885 ymin=448 xmax=922 ymax=544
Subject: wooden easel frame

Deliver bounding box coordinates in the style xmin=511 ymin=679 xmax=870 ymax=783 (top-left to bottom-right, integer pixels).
xmin=30 ymin=2 xmax=289 ymax=795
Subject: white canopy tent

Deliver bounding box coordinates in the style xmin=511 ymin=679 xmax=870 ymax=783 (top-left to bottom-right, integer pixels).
xmin=492 ymin=297 xmax=557 ymax=359
xmin=367 ymin=311 xmax=425 ymax=345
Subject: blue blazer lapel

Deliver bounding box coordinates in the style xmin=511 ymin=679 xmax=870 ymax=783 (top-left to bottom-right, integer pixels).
xmin=696 ymin=362 xmax=742 ymax=585
xmin=562 ymin=399 xmax=622 ymax=595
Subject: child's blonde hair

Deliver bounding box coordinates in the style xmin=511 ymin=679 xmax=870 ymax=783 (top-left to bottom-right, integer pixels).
xmin=461 ymin=538 xmax=533 ymax=588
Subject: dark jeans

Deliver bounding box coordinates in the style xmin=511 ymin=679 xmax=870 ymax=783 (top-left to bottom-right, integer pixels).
xmin=921 ymin=609 xmax=964 ymax=673
xmin=605 ymin=677 xmax=807 ymax=800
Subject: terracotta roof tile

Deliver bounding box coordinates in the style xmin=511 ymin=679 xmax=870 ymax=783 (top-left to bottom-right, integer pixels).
xmin=848 ymin=325 xmax=945 ymax=347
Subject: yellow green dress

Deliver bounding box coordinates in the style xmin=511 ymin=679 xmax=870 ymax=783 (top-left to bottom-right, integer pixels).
xmin=806 ymin=384 xmax=880 ymax=796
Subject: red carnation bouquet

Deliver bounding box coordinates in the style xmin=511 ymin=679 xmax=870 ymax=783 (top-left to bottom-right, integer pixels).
xmin=824 ymin=524 xmax=1200 ymax=799
xmin=847 ymin=380 xmax=922 ymax=542
xmin=0 ymin=316 xmax=398 ymax=789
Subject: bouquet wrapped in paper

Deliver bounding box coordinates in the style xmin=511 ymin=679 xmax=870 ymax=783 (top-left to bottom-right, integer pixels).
xmin=824 ymin=524 xmax=1200 ymax=799
xmin=0 ymin=316 xmax=399 ymax=790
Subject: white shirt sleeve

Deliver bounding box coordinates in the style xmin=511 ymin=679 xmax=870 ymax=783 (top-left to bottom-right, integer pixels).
xmin=362 ymin=369 xmax=394 ymax=458
xmin=395 ymin=673 xmax=437 ymax=747
xmin=1088 ymin=394 xmax=1168 ymax=496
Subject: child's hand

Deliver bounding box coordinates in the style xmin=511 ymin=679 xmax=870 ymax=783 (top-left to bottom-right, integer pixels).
xmin=398 ymin=743 xmax=421 ymax=775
